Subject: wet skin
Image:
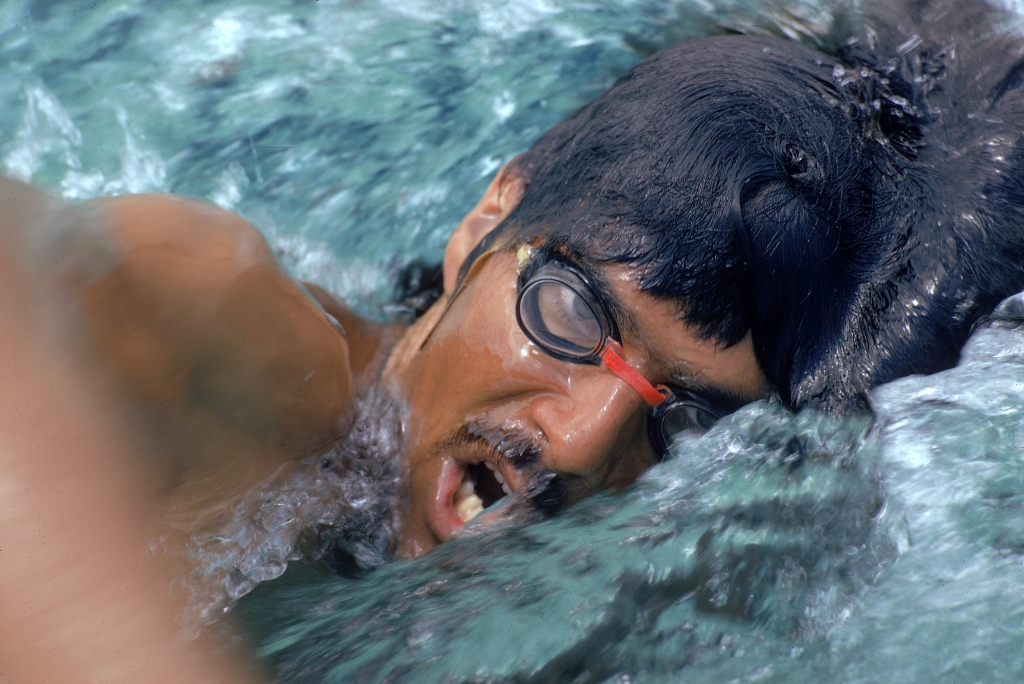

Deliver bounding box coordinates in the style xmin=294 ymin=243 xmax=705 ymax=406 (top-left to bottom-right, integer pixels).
xmin=55 ymin=163 xmax=764 ymax=560
xmin=0 ymin=180 xmax=266 ymax=684
xmin=77 ymin=194 xmax=367 ymax=528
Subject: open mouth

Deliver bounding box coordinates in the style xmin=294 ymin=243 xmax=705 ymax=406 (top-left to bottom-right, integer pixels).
xmin=453 ymin=461 xmax=514 ymax=523
xmin=429 ymin=454 xmax=521 ymax=542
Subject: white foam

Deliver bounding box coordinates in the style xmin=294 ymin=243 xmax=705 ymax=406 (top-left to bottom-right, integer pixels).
xmin=492 ymin=90 xmax=516 ymax=122
xmin=210 ymin=161 xmax=251 ymax=210
xmin=179 ymin=388 xmax=404 ymax=630
xmin=269 ymin=233 xmax=393 ymax=309
xmin=477 ymin=0 xmax=562 ymax=37
xmin=3 ymin=82 xmax=82 ymax=183
xmin=114 ymin=107 xmax=167 ymax=194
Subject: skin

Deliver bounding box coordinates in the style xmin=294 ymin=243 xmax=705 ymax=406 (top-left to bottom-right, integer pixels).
xmin=73 ymin=194 xmax=369 ymax=544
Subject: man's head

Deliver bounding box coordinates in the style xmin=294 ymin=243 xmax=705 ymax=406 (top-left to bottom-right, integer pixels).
xmin=465 ymin=35 xmax=901 ymax=410
xmin=386 ymin=23 xmax=1024 ymax=554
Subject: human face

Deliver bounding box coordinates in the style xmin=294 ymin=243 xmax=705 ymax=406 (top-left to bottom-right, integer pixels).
xmin=386 ymin=249 xmax=764 ymax=557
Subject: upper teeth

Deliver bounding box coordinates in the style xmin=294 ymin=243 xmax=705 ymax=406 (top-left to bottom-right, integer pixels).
xmin=484 ymin=461 xmax=508 ymax=486
xmin=455 ymin=464 xmax=515 ymax=523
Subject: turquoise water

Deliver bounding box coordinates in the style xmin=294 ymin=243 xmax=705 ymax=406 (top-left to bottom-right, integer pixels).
xmin=5 ymin=0 xmax=1024 ymax=681
xmin=238 ymin=313 xmax=1024 ymax=682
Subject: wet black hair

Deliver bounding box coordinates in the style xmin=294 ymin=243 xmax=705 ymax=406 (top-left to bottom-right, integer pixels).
xmin=473 ymin=0 xmax=1024 ymax=413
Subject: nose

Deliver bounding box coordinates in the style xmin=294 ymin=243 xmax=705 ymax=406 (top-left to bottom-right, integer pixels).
xmin=528 ymin=366 xmax=659 ymax=487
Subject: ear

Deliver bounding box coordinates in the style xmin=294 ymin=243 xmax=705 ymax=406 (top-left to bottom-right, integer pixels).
xmin=442 ymin=159 xmax=527 ymax=295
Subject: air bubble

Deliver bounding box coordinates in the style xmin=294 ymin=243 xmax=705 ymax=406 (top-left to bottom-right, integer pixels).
xmin=179 ymin=388 xmax=404 ymax=628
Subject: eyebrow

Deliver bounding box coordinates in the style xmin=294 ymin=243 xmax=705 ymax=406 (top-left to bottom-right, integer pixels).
xmin=561 ymin=252 xmax=644 ymax=339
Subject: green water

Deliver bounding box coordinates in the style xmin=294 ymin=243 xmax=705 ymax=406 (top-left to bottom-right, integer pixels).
xmin=234 ymin=317 xmax=1024 ymax=683
xmin=5 ymin=0 xmax=1024 ymax=681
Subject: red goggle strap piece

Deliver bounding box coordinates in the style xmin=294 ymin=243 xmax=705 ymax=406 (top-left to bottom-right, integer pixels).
xmin=599 ymin=339 xmax=669 ymax=408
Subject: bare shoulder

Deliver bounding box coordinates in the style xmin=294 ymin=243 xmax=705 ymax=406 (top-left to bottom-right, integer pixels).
xmin=90 ymin=193 xmax=278 ymax=278
xmin=0 ymin=185 xmax=264 ymax=684
xmin=80 ymin=194 xmax=356 ymax=496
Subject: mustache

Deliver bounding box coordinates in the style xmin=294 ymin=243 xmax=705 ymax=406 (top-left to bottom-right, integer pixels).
xmin=445 ymin=419 xmax=588 ymax=517
xmin=463 ymin=419 xmax=542 ymax=469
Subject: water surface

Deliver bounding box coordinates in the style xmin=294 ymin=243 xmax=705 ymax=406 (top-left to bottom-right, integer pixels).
xmin=5 ymin=0 xmax=1024 ymax=681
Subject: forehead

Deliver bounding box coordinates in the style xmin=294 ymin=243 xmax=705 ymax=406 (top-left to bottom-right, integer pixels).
xmin=593 ymin=263 xmax=764 ymax=400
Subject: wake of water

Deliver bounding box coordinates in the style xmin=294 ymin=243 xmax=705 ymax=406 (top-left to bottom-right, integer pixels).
xmin=171 ymin=388 xmax=403 ymax=630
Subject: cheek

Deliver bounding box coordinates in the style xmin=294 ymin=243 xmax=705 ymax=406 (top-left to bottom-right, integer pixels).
xmin=397 ymin=307 xmax=515 ymax=474
xmin=549 ymin=403 xmax=657 ymax=486
xmin=420 ymin=274 xmax=544 ymax=396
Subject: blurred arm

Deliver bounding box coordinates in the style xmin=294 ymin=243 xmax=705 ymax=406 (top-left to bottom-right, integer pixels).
xmin=0 ymin=179 xmax=265 ymax=683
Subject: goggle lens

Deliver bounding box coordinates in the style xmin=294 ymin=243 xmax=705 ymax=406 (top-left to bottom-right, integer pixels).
xmin=651 ymin=396 xmax=724 ymax=453
xmin=517 ymin=264 xmax=608 ymax=361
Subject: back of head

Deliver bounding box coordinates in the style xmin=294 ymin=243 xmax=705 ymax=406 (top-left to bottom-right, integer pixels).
xmin=489 ymin=0 xmax=1024 ymax=413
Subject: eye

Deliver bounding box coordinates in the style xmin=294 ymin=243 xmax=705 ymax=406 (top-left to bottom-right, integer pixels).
xmin=519 ymin=279 xmax=604 ymax=356
xmin=540 ymin=282 xmax=602 ymax=340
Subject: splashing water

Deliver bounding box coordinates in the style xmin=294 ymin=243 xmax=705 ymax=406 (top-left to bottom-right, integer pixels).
xmin=175 ymin=388 xmax=403 ymax=628
xmin=237 ymin=391 xmax=893 ymax=682
xmin=233 ymin=305 xmax=1024 ymax=683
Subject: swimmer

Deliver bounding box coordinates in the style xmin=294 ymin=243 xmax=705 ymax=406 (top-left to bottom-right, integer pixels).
xmin=4 ymin=0 xmax=1024 ymax=680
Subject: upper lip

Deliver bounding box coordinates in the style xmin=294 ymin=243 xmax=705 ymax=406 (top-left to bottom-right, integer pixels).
xmin=455 ymin=443 xmax=526 ymax=494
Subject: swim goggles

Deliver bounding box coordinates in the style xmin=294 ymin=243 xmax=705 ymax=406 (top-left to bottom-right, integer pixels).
xmin=514 ymin=245 xmax=726 ymax=455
